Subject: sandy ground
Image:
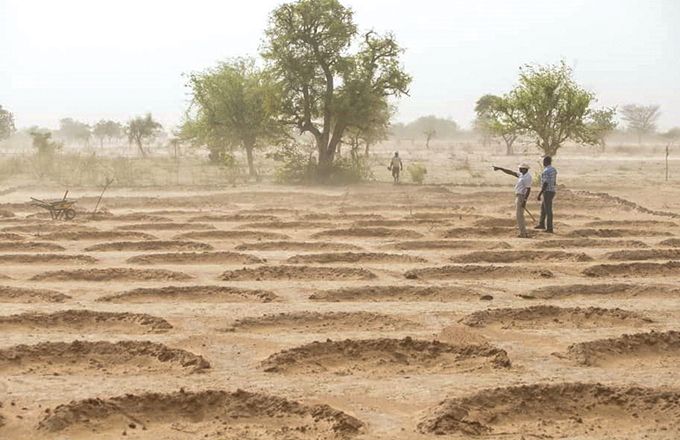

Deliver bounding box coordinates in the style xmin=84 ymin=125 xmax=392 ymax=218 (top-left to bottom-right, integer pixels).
xmin=1 ymin=183 xmax=680 ymax=439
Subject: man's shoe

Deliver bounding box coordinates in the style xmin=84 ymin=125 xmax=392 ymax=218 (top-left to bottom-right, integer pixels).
xmin=534 ymin=225 xmax=545 ymax=230
xmin=543 ymin=229 xmax=554 ymax=233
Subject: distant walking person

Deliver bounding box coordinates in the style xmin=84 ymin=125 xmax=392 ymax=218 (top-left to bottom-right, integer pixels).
xmin=535 ymin=156 xmax=557 ymax=233
xmin=493 ymin=162 xmax=532 ymax=238
xmin=389 ymin=152 xmax=403 ymax=184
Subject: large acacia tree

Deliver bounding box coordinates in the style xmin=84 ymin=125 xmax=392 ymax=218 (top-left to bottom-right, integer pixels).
xmin=182 ymin=58 xmax=283 ymax=177
xmin=492 ymin=61 xmax=614 ymax=156
xmin=262 ymin=0 xmax=411 ymax=178
xmin=474 ymin=94 xmax=519 ymax=155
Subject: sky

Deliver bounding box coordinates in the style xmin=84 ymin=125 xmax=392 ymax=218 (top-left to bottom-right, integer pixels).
xmin=1 ymin=0 xmax=679 ymax=131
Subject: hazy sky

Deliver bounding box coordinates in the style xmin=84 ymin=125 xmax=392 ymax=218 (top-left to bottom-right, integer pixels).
xmin=2 ymin=0 xmax=679 ymax=130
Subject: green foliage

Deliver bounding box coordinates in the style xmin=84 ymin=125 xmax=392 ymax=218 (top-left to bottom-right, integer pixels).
xmin=662 ymin=127 xmax=680 ymax=141
xmin=181 ymin=57 xmax=285 ymax=177
xmin=491 ymin=61 xmax=609 ymax=156
xmin=92 ymin=120 xmax=123 ymax=147
xmin=407 ymin=163 xmax=427 ymax=184
xmin=262 ymin=0 xmax=410 ymax=179
xmin=392 ymin=116 xmax=458 ymax=140
xmin=621 ymin=104 xmax=661 ymax=143
xmin=126 ymin=114 xmax=162 ymax=157
xmin=0 ymin=105 xmax=16 ymax=141
xmin=29 ymin=131 xmax=62 ymax=178
xmin=588 ymin=107 xmax=618 ymax=149
xmin=57 ymin=118 xmax=91 ymax=146
xmin=474 ymin=94 xmax=518 ymax=155
xmin=268 ymin=143 xmax=317 ymax=184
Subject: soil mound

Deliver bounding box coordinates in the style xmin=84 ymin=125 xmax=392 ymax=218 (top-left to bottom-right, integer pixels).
xmin=106 ymin=213 xmax=171 ymax=222
xmin=261 ymin=337 xmax=510 ymax=374
xmin=0 ymin=253 xmax=96 ymax=264
xmin=0 ymin=340 xmax=209 ymax=374
xmin=532 ymin=238 xmax=649 ymax=249
xmin=351 ymin=219 xmax=441 ymax=227
xmin=227 ymin=312 xmax=417 ymax=332
xmin=127 ymin=251 xmax=263 ymax=265
xmin=41 ymin=231 xmax=156 ymax=241
xmin=1 ymin=223 xmax=98 ymax=233
xmin=583 ymin=261 xmax=680 ymax=277
xmin=287 ymin=252 xmax=427 ymax=264
xmin=175 ymin=230 xmax=290 ymax=241
xmin=221 ymin=265 xmax=376 ymax=281
xmin=312 ymin=227 xmax=423 ymax=239
xmin=418 ymin=383 xmax=680 ymax=437
xmin=0 ymin=310 xmax=172 ymax=333
xmin=566 ymin=228 xmax=671 ymax=238
xmin=606 ymin=249 xmax=680 ymax=261
xmin=523 ymin=283 xmax=680 ymax=299
xmin=310 ymin=285 xmax=481 ymax=302
xmin=461 ymin=305 xmax=651 ymax=329
xmin=388 ymin=240 xmax=511 ymax=250
xmin=116 ymin=222 xmax=216 ymax=231
xmin=38 ymin=389 xmax=364 ymax=438
xmin=238 ymin=221 xmax=333 ymax=229
xmin=85 ymin=240 xmax=213 ymax=252
xmin=405 ymin=265 xmax=554 ymax=280
xmin=442 ymin=227 xmax=514 ymax=238
xmin=473 ymin=217 xmax=517 ymax=227
xmin=99 ymin=285 xmax=277 ymax=303
xmin=0 ymin=241 xmax=65 ymax=252
xmin=585 ymin=219 xmax=677 ymax=228
xmin=564 ymin=331 xmax=680 ymax=366
xmin=659 ymin=238 xmax=680 ymax=247
xmin=301 ymin=212 xmax=384 ymax=221
xmin=451 ymin=250 xmax=592 ymax=263
xmin=31 ymin=268 xmax=193 ymax=282
xmin=0 ymin=232 xmax=25 ymax=241
xmin=188 ymin=213 xmax=278 ymax=222
xmin=235 ymin=241 xmax=362 ymax=251
xmin=0 ymin=286 xmax=70 ymax=303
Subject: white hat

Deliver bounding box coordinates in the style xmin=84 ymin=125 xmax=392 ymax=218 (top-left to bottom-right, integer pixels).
xmin=518 ymin=162 xmax=530 ymax=169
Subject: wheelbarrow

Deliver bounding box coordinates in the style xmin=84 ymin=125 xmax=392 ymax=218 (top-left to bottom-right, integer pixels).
xmin=30 ymin=190 xmax=77 ymax=221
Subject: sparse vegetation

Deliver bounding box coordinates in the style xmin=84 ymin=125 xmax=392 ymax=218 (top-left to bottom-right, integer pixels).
xmin=407 ymin=163 xmax=427 ymax=184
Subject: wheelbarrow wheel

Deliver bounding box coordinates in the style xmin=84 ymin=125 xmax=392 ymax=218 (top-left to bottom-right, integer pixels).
xmin=64 ymin=209 xmax=77 ymax=221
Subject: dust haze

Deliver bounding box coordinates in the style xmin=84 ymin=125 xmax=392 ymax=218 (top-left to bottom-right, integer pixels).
xmin=1 ymin=1 xmax=680 ymax=439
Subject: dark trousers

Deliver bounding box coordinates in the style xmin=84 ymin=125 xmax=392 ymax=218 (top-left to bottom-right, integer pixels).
xmin=539 ymin=191 xmax=555 ymax=230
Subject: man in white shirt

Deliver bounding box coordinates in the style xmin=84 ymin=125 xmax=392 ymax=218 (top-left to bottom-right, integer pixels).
xmin=493 ymin=162 xmax=532 ymax=238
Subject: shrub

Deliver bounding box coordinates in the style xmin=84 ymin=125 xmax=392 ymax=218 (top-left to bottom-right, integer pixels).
xmin=407 ymin=163 xmax=427 ymax=184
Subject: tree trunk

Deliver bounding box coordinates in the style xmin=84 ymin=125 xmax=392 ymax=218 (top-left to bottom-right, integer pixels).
xmin=136 ymin=139 xmax=148 ymax=158
xmin=364 ymin=142 xmax=370 ymax=158
xmin=317 ymin=146 xmax=334 ymax=180
xmin=245 ymin=142 xmax=256 ymax=178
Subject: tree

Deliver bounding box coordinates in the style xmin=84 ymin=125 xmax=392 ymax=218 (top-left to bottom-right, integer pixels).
xmin=343 ymin=101 xmax=393 ymax=158
xmin=262 ymin=0 xmax=410 ymax=179
xmin=621 ymin=104 xmax=661 ymax=144
xmin=0 ymin=105 xmax=16 ymax=141
xmin=492 ymin=61 xmax=609 ymax=156
xmin=182 ymin=57 xmax=284 ymax=177
xmin=391 ymin=116 xmax=458 ymax=141
xmin=587 ymin=108 xmax=618 ymax=150
xmin=126 ymin=114 xmax=162 ymax=157
xmin=474 ymin=94 xmax=519 ymax=155
xmin=57 ymin=118 xmax=91 ymax=146
xmin=92 ymin=120 xmax=123 ymax=148
xmin=662 ymin=127 xmax=680 ymax=142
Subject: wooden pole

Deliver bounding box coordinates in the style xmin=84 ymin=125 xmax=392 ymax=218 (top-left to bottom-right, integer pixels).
xmin=92 ymin=178 xmax=114 ymax=218
xmin=666 ymin=144 xmax=670 ymax=182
